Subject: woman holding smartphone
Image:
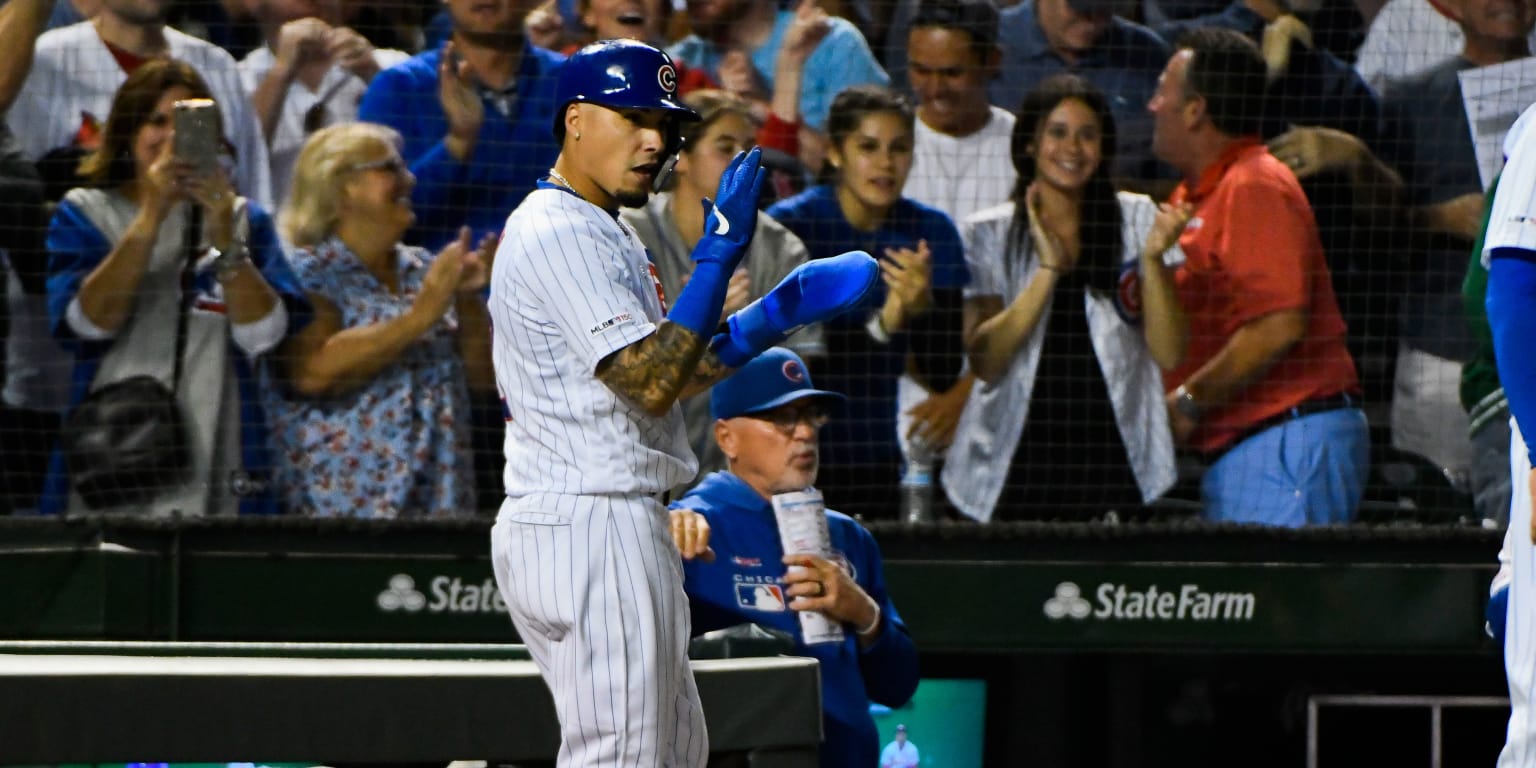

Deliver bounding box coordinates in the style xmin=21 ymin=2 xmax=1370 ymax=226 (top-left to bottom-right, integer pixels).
xmin=44 ymin=59 xmax=308 ymax=516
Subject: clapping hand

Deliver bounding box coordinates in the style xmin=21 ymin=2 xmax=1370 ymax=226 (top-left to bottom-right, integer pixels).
xmin=439 ymin=41 xmax=485 ymax=160
xmin=779 ymin=0 xmax=831 ymax=66
xmin=697 ymin=146 xmax=766 ymax=265
xmin=1144 ymin=201 xmax=1193 ymax=258
xmin=418 ymin=227 xmax=475 ymax=319
xmin=1261 ymin=14 xmax=1312 ymax=79
xmin=1025 ymin=183 xmax=1073 ymax=275
xmin=524 ymin=0 xmax=565 ymax=51
xmin=456 ymin=232 xmax=499 ymax=294
xmin=717 ymin=49 xmax=768 ymax=102
xmin=273 ymin=17 xmax=330 ymax=72
xmin=327 ymin=26 xmax=380 ymax=82
xmin=880 ymin=239 xmax=932 ymax=325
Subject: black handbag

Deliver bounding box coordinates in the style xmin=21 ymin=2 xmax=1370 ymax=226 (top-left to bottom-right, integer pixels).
xmin=62 ymin=208 xmax=200 ymax=510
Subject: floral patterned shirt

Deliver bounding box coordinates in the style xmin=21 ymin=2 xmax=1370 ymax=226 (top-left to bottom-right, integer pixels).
xmin=265 ymin=237 xmax=474 ymax=517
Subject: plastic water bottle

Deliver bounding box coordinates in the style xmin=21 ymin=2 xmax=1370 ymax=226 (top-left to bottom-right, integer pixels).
xmin=901 ymin=440 xmax=936 ymax=524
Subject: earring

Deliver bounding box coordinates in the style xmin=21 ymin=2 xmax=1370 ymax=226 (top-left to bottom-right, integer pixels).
xmin=575 ymin=132 xmax=582 ymax=140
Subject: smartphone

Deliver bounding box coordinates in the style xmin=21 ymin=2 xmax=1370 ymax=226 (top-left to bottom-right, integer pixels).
xmin=172 ymin=99 xmax=220 ymax=175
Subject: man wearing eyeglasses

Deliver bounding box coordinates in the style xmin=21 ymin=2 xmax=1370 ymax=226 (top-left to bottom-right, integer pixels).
xmin=669 ymin=346 xmax=919 ymax=768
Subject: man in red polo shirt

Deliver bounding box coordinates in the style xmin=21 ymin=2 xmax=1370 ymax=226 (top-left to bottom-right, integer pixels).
xmin=1147 ymin=27 xmax=1368 ymax=526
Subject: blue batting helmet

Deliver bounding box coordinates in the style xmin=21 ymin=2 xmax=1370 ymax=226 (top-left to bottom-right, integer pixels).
xmin=551 ymin=39 xmax=699 ymax=145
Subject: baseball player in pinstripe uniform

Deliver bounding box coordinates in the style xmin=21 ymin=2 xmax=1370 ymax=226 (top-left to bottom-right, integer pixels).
xmin=485 ymin=39 xmax=880 ymax=767
xmin=1484 ymin=102 xmax=1536 ymax=768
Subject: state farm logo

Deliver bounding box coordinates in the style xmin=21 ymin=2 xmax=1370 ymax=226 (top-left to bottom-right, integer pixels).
xmin=376 ymin=573 xmax=508 ymax=615
xmin=1043 ymin=581 xmax=1256 ymax=622
xmin=378 ymin=574 xmax=426 ymax=613
xmin=1044 ymin=582 xmax=1092 ymax=620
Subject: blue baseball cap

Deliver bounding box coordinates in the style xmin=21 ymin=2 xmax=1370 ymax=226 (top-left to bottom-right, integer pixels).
xmin=711 ymin=348 xmax=846 ymax=420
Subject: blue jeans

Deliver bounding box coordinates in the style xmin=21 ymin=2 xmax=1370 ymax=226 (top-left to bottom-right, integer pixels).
xmin=1202 ymin=408 xmax=1370 ymax=527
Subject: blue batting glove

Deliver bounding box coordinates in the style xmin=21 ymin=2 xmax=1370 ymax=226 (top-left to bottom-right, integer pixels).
xmin=668 ymin=147 xmax=767 ymax=337
xmin=712 ymin=250 xmax=880 ymax=368
xmin=692 ymin=147 xmax=765 ymax=269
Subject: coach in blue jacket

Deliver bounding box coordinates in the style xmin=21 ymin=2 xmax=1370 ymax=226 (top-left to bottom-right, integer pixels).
xmin=669 ymin=347 xmax=919 ymax=766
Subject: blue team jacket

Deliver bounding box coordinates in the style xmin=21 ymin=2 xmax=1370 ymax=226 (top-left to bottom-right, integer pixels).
xmin=674 ymin=472 xmax=920 ymax=766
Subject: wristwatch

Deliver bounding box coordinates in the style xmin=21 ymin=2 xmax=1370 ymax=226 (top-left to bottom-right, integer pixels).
xmin=207 ymin=238 xmax=250 ymax=283
xmin=865 ymin=311 xmax=892 ymax=344
xmin=1172 ymin=384 xmax=1203 ymax=420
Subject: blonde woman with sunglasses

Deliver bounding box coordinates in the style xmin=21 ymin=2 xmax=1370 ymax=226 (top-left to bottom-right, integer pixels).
xmin=267 ymin=121 xmax=497 ymax=517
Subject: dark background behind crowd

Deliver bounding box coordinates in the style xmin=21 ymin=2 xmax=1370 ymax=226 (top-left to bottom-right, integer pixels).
xmin=0 ymin=0 xmax=1527 ymax=529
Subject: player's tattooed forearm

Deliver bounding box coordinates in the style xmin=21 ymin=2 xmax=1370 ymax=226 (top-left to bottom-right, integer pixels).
xmin=597 ymin=321 xmax=707 ymax=413
xmin=681 ymin=349 xmax=733 ymax=399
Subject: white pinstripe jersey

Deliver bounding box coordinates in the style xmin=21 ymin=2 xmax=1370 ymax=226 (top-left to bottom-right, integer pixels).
xmin=1485 ymin=103 xmax=1536 ymax=268
xmin=489 ymin=187 xmax=696 ymax=511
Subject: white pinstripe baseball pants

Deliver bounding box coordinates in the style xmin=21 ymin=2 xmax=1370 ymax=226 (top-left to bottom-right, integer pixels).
xmin=491 ymin=495 xmax=708 ymax=767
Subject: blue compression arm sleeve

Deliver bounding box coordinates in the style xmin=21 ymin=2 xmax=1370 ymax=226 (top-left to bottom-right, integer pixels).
xmin=667 ymin=259 xmax=731 ymax=339
xmin=711 ymin=250 xmax=879 ymax=368
xmin=1488 ymin=249 xmax=1536 ymax=464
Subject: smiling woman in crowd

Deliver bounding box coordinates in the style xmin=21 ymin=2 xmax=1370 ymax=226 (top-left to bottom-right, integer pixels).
xmin=946 ymin=74 xmax=1190 ymax=522
xmin=266 ymin=121 xmax=495 ymax=518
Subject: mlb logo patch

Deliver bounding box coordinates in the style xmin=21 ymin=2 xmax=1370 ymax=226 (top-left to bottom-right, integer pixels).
xmin=732 ymin=556 xmax=762 ymax=568
xmin=736 ymin=583 xmax=786 ymax=612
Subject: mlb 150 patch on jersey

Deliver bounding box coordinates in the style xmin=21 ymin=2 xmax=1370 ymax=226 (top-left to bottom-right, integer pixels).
xmin=589 ymin=312 xmax=634 ymax=336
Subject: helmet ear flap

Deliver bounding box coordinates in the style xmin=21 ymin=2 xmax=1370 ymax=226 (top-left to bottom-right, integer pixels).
xmin=664 ymin=126 xmax=685 ymax=159
xmin=653 ymin=134 xmax=685 ymax=193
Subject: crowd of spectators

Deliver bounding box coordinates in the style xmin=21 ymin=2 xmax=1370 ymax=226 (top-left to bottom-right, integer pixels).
xmin=0 ymin=0 xmax=1526 ymax=527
